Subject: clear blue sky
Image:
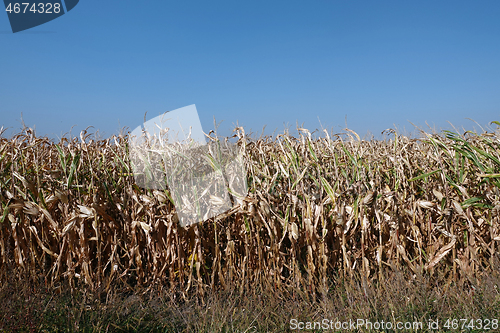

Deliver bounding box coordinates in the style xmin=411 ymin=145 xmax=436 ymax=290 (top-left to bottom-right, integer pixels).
xmin=1 ymin=0 xmax=499 ymax=139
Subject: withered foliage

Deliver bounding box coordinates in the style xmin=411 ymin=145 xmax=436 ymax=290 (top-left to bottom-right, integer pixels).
xmin=0 ymin=125 xmax=499 ymax=297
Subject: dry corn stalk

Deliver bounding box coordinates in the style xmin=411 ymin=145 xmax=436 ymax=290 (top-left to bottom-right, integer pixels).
xmin=0 ymin=125 xmax=499 ymax=296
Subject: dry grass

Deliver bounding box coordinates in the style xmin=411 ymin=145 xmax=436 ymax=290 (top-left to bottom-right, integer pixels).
xmin=1 ymin=266 xmax=499 ymax=332
xmin=0 ymin=123 xmax=500 ymax=301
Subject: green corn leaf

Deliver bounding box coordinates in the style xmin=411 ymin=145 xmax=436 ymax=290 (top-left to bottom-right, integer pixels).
xmin=408 ymin=169 xmax=441 ymax=182
xmin=461 ymin=197 xmax=483 ymax=208
xmin=55 ymin=144 xmax=67 ymax=172
xmin=307 ymin=139 xmax=318 ymax=162
xmin=0 ymin=203 xmax=9 ymax=224
xmin=478 ymin=173 xmax=500 ymax=178
xmin=321 ymin=176 xmax=336 ymax=205
xmin=67 ymin=152 xmax=80 ymax=188
xmin=291 ymin=167 xmax=308 ymax=190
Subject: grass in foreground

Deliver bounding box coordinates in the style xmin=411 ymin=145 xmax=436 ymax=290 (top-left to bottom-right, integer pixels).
xmin=1 ymin=267 xmax=499 ymax=332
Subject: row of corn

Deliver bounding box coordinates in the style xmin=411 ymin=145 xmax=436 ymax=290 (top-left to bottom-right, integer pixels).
xmin=0 ymin=125 xmax=499 ymax=296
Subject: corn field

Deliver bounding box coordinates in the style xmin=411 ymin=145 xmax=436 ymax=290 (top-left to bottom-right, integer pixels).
xmin=1 ymin=124 xmax=500 ymax=297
